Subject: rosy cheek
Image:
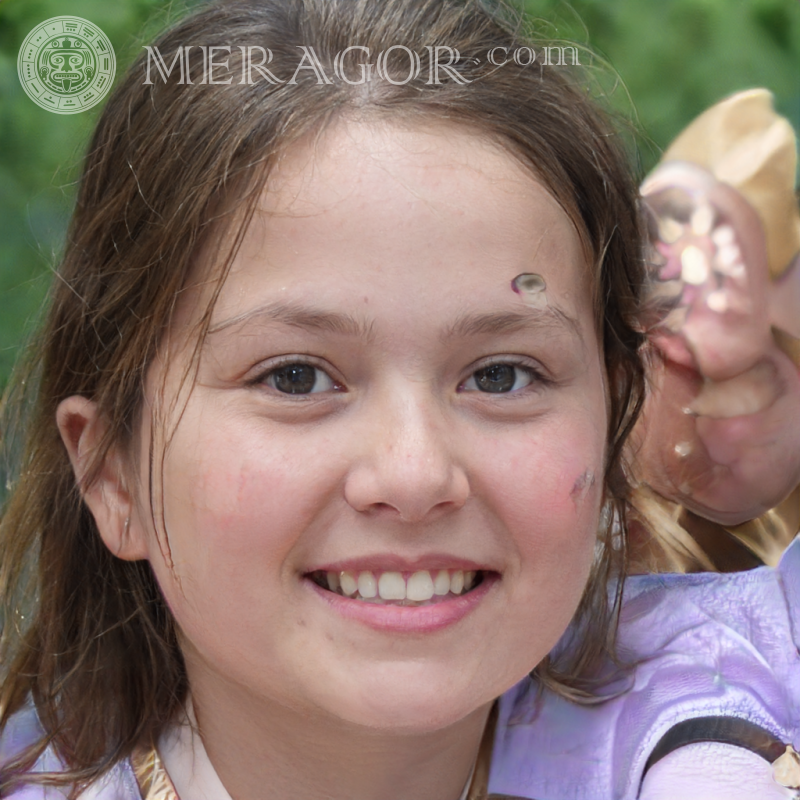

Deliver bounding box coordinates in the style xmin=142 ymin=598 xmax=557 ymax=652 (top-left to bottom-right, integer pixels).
xmin=481 ymin=429 xmax=603 ymax=568
xmin=509 ymin=437 xmax=600 ymax=504
xmin=179 ymin=446 xmax=329 ymax=565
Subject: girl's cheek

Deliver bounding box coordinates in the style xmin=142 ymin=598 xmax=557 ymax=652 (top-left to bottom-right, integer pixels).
xmin=171 ymin=436 xmax=338 ymax=564
xmin=491 ymin=425 xmax=603 ymax=513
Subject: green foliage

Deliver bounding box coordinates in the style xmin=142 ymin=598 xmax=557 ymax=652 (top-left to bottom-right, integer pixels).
xmin=1 ymin=0 xmax=799 ymax=390
xmin=523 ymin=0 xmax=800 ymax=166
xmin=0 ymin=0 xmax=198 ymax=390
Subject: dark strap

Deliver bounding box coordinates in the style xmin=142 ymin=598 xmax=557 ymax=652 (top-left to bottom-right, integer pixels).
xmin=639 ymin=716 xmax=788 ymax=795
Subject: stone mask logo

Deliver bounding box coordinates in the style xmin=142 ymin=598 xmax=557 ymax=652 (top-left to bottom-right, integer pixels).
xmin=18 ymin=17 xmax=116 ymax=114
xmin=40 ymin=36 xmax=95 ymax=94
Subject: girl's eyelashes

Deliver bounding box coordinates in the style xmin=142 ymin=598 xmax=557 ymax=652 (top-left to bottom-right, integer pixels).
xmin=459 ymin=361 xmax=549 ymax=395
xmin=249 ymin=357 xmax=549 ymax=397
xmin=252 ymin=359 xmax=342 ymax=395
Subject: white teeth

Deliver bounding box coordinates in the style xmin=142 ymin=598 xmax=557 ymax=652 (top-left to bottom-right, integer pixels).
xmin=340 ymin=571 xmax=357 ymax=597
xmin=681 ymin=245 xmax=709 ymax=285
xmin=406 ymin=571 xmax=435 ymax=602
xmin=378 ymin=571 xmax=406 ymax=601
xmin=321 ymin=568 xmax=481 ymax=602
xmin=357 ymin=571 xmax=377 ymax=598
xmin=690 ymin=204 xmax=714 ymax=236
xmin=711 ymin=224 xmax=735 ymax=248
xmin=718 ymin=244 xmax=741 ymax=268
xmin=433 ymin=570 xmax=450 ymax=596
xmin=706 ymin=291 xmax=728 ymax=313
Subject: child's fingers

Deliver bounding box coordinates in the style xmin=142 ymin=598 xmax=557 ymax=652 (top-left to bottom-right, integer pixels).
xmin=690 ymin=359 xmax=782 ymax=418
xmin=692 ymin=345 xmax=800 ymax=519
xmin=635 ymin=344 xmax=800 ymax=526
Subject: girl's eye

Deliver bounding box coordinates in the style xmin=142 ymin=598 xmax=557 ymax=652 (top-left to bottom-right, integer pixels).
xmin=264 ymin=363 xmax=336 ymax=394
xmin=461 ymin=364 xmax=536 ymax=394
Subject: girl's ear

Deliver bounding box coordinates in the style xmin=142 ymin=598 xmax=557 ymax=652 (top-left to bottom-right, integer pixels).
xmin=56 ymin=395 xmax=149 ymax=561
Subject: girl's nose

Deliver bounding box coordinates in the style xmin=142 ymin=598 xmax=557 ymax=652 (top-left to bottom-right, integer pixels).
xmin=343 ymin=392 xmax=470 ymax=523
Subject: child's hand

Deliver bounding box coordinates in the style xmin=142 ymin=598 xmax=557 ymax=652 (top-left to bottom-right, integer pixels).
xmin=633 ymin=162 xmax=800 ymax=526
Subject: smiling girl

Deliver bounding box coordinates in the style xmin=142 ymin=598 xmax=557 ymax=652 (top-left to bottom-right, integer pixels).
xmin=0 ymin=1 xmax=798 ymax=799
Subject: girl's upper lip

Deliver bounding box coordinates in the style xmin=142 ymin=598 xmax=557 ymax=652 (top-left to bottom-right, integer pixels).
xmin=305 ymin=554 xmax=493 ymax=574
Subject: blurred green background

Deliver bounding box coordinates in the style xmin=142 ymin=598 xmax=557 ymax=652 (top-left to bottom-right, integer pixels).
xmin=0 ymin=0 xmax=799 ymax=391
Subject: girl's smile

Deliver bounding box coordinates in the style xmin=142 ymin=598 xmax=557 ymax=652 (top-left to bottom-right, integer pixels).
xmin=307 ymin=566 xmax=497 ymax=634
xmin=115 ymin=119 xmax=608 ymax=749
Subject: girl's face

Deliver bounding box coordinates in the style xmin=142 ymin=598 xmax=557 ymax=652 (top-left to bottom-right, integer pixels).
xmin=132 ymin=121 xmax=608 ymax=732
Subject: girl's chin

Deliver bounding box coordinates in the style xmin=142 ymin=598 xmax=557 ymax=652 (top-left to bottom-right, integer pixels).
xmin=302 ymin=670 xmax=500 ymax=733
xmin=322 ymin=697 xmax=491 ymax=735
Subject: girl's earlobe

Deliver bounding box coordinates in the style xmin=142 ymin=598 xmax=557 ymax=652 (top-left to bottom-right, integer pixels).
xmin=56 ymin=395 xmax=148 ymax=561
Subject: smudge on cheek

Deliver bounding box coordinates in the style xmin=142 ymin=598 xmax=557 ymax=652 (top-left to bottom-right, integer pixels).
xmin=511 ymin=273 xmax=548 ymax=309
xmin=570 ymin=468 xmax=596 ymax=509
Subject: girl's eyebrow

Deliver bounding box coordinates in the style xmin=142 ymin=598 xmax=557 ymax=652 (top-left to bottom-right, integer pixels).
xmin=207 ymin=300 xmax=582 ymax=344
xmin=207 ymin=301 xmax=375 ymax=340
xmin=442 ymin=307 xmax=584 ymax=344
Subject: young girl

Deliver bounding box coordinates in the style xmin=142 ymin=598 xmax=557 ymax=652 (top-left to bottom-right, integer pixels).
xmin=1 ymin=1 xmax=798 ymax=799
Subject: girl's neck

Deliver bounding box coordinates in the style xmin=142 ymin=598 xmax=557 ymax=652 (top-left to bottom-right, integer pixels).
xmin=177 ymin=677 xmax=494 ymax=800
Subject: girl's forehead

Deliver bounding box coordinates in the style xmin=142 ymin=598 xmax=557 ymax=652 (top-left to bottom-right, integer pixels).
xmin=265 ymin=119 xmax=530 ymax=203
xmin=195 ymin=119 xmax=595 ymax=342
xmin=261 ymin=119 xmax=558 ymax=223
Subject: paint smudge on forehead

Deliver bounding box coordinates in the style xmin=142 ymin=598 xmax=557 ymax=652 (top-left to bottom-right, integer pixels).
xmin=570 ymin=469 xmax=596 ymax=508
xmin=512 ymin=273 xmax=548 ymax=309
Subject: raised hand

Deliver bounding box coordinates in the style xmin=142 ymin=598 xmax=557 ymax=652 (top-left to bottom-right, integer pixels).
xmin=634 ymin=159 xmax=800 ymax=527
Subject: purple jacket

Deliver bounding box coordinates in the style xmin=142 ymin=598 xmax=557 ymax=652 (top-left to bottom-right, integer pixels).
xmin=489 ymin=536 xmax=800 ymax=799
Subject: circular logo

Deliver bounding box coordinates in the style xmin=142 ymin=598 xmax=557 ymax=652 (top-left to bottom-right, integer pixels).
xmin=17 ymin=16 xmax=116 ymax=114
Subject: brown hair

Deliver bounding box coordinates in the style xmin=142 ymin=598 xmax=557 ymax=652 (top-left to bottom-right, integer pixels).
xmin=0 ymin=0 xmax=646 ymax=793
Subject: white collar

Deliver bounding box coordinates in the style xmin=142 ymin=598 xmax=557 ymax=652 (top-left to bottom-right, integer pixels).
xmin=157 ymin=700 xmax=233 ymax=800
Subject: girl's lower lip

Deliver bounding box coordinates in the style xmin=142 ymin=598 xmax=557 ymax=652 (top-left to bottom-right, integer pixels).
xmin=305 ymin=573 xmax=498 ymax=634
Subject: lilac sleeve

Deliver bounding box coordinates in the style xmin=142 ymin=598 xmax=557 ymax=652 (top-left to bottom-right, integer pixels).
xmin=0 ymin=703 xmax=141 ymax=800
xmin=487 ymin=536 xmax=800 ymax=800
